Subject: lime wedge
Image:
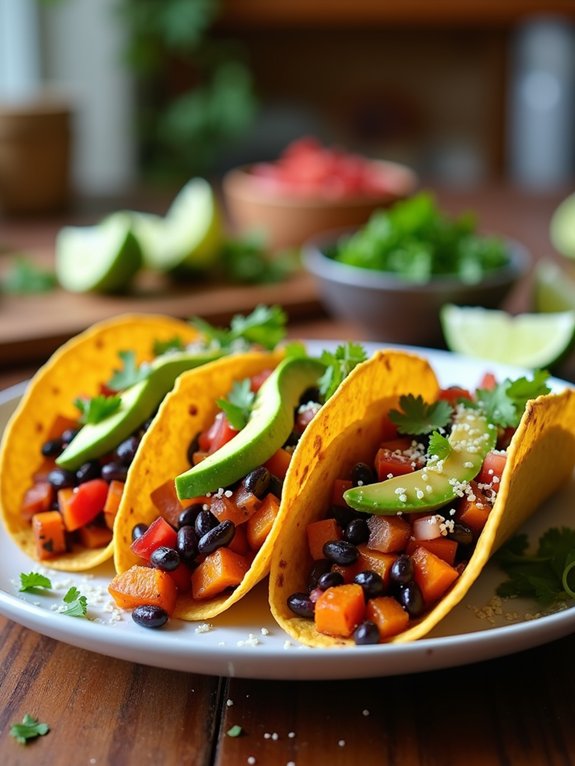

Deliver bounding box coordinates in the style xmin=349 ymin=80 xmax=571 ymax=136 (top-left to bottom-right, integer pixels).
xmin=55 ymin=213 xmax=143 ymax=293
xmin=440 ymin=304 xmax=575 ymax=368
xmin=134 ymin=177 xmax=223 ymax=273
xmin=550 ymin=192 xmax=575 ymax=259
xmin=534 ymin=260 xmax=575 ymax=312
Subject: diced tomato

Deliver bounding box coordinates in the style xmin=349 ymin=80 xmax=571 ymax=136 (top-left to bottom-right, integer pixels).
xmin=478 ymin=371 xmax=497 ymax=390
xmin=331 ymin=478 xmax=353 ymax=507
xmin=58 ymin=479 xmax=109 ymax=532
xmin=380 ymin=414 xmax=398 ymax=442
xmin=204 ymin=412 xmax=239 ymax=455
xmin=375 ymin=448 xmax=420 ymax=480
xmin=265 ymin=448 xmax=292 ymax=480
xmin=22 ymin=481 xmax=54 ymax=522
xmin=438 ymin=386 xmax=473 ymax=405
xmin=130 ymin=516 xmax=177 ymax=561
xmin=250 ymin=369 xmax=274 ymax=392
xmin=476 ymin=450 xmax=507 ymax=491
xmin=379 ymin=437 xmax=412 ymax=452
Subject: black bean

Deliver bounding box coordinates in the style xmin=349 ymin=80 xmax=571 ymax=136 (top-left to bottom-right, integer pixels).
xmin=283 ymin=431 xmax=301 ymax=448
xmin=390 ymin=554 xmax=414 ymax=585
xmin=354 ymin=570 xmax=385 ymax=599
xmin=317 ymin=571 xmax=345 ymax=590
xmin=323 ymin=540 xmax=359 ymax=566
xmin=195 ymin=508 xmax=218 ymax=537
xmin=344 ymin=518 xmax=369 ymax=545
xmin=299 ymin=387 xmax=320 ymax=406
xmin=178 ymin=504 xmax=203 ymax=529
xmin=132 ymin=604 xmax=169 ymax=629
xmin=198 ymin=520 xmax=236 ymax=555
xmin=61 ymin=427 xmax=81 ymax=445
xmin=76 ymin=460 xmax=101 ymax=483
xmin=352 ymin=462 xmax=376 ymax=486
xmin=330 ymin=504 xmax=357 ymax=528
xmin=268 ymin=474 xmax=283 ymax=499
xmin=398 ymin=581 xmax=425 ymax=618
xmin=449 ymin=523 xmax=474 ymax=546
xmin=242 ymin=466 xmax=271 ymax=499
xmin=132 ymin=523 xmax=148 ymax=541
xmin=287 ymin=592 xmax=315 ymax=619
xmin=150 ymin=546 xmax=180 ymax=571
xmin=186 ymin=432 xmax=201 ymax=466
xmin=41 ymin=437 xmax=63 ymax=458
xmin=48 ymin=467 xmax=76 ymax=490
xmin=177 ymin=525 xmax=199 ymax=563
xmin=140 ymin=416 xmax=156 ymax=433
xmin=115 ymin=435 xmax=140 ymax=466
xmin=101 ymin=462 xmax=128 ymax=483
xmin=307 ymin=559 xmax=331 ymax=590
xmin=354 ymin=620 xmax=380 ymax=645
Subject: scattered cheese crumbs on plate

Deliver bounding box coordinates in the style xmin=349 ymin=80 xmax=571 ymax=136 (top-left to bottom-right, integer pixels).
xmin=260 ymin=627 xmax=270 ymax=636
xmin=226 ymin=699 xmax=234 ymax=707
xmin=338 ymin=739 xmax=346 ymax=747
xmin=288 ymin=731 xmax=296 ymax=738
xmin=195 ymin=623 xmax=213 ymax=634
xmin=236 ymin=633 xmax=261 ymax=647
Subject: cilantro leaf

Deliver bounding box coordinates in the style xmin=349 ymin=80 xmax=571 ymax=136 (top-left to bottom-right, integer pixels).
xmin=10 ymin=714 xmax=50 ymax=745
xmin=74 ymin=395 xmax=122 ymax=425
xmin=427 ymin=431 xmax=452 ymax=460
xmin=107 ymin=350 xmax=150 ymax=391
xmin=317 ymin=342 xmax=367 ymax=402
xmin=60 ymin=586 xmax=88 ymax=617
xmin=190 ymin=305 xmax=287 ymax=352
xmin=476 ymin=371 xmax=550 ymax=429
xmin=153 ymin=335 xmax=185 ymax=356
xmin=19 ymin=572 xmax=52 ymax=592
xmin=226 ymin=725 xmax=244 ymax=737
xmin=389 ymin=395 xmax=452 ymax=435
xmin=505 ymin=371 xmax=551 ymax=415
xmin=3 ymin=255 xmax=57 ymax=295
xmin=216 ymin=378 xmax=255 ymax=430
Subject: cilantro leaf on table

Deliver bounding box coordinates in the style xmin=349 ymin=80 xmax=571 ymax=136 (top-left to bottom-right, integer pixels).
xmin=19 ymin=572 xmax=52 ymax=593
xmin=389 ymin=395 xmax=452 ymax=435
xmin=153 ymin=335 xmax=185 ymax=356
xmin=74 ymin=395 xmax=122 ymax=425
xmin=317 ymin=342 xmax=367 ymax=402
xmin=226 ymin=725 xmax=244 ymax=737
xmin=190 ymin=305 xmax=287 ymax=352
xmin=216 ymin=378 xmax=255 ymax=430
xmin=494 ymin=527 xmax=575 ymax=606
xmin=3 ymin=255 xmax=57 ymax=295
xmin=60 ymin=586 xmax=88 ymax=617
xmin=476 ymin=371 xmax=550 ymax=429
xmin=107 ymin=350 xmax=151 ymax=391
xmin=427 ymin=431 xmax=452 ymax=460
xmin=10 ymin=714 xmax=50 ymax=745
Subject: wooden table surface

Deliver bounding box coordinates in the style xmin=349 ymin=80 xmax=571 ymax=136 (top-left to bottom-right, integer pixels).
xmin=1 ymin=185 xmax=575 ymax=765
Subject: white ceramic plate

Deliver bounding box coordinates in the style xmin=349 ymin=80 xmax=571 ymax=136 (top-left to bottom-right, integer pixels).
xmin=1 ymin=342 xmax=574 ymax=680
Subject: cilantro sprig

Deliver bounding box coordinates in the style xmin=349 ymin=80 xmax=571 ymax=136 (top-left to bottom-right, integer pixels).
xmin=10 ymin=714 xmax=50 ymax=745
xmin=3 ymin=255 xmax=57 ymax=295
xmin=60 ymin=586 xmax=88 ymax=618
xmin=317 ymin=342 xmax=367 ymax=402
xmin=74 ymin=394 xmax=122 ymax=425
xmin=153 ymin=335 xmax=185 ymax=356
xmin=495 ymin=527 xmax=575 ymax=606
xmin=389 ymin=394 xmax=452 ymax=436
xmin=107 ymin=350 xmax=151 ymax=392
xmin=216 ymin=379 xmax=255 ymax=430
xmin=19 ymin=572 xmax=52 ymax=593
xmin=190 ymin=305 xmax=287 ymax=352
xmin=476 ymin=371 xmax=550 ymax=429
xmin=427 ymin=431 xmax=452 ymax=460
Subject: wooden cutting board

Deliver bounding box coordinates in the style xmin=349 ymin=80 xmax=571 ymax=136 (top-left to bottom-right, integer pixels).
xmin=0 ymin=244 xmax=324 ymax=365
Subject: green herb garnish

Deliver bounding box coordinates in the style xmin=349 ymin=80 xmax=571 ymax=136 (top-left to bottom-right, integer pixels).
xmin=427 ymin=431 xmax=452 ymax=460
xmin=389 ymin=395 xmax=452 ymax=436
xmin=60 ymin=587 xmax=88 ymax=617
xmin=495 ymin=527 xmax=575 ymax=606
xmin=19 ymin=572 xmax=52 ymax=593
xmin=74 ymin=394 xmax=122 ymax=425
xmin=153 ymin=335 xmax=185 ymax=356
xmin=226 ymin=725 xmax=244 ymax=737
xmin=3 ymin=256 xmax=57 ymax=295
xmin=107 ymin=350 xmax=151 ymax=391
xmin=216 ymin=378 xmax=255 ymax=430
xmin=317 ymin=342 xmax=367 ymax=402
xmin=220 ymin=232 xmax=299 ymax=284
xmin=10 ymin=714 xmax=50 ymax=745
xmin=190 ymin=305 xmax=287 ymax=352
xmin=476 ymin=371 xmax=550 ymax=429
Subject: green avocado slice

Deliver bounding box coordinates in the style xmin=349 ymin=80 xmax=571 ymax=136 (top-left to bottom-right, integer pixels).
xmin=56 ymin=350 xmax=223 ymax=470
xmin=344 ymin=407 xmax=497 ymax=515
xmin=175 ymin=356 xmax=326 ymax=500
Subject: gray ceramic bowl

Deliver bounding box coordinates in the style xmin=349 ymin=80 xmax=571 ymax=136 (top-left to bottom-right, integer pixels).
xmin=302 ymin=231 xmax=531 ymax=346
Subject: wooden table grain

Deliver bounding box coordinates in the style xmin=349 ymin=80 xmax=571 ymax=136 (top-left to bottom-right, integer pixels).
xmin=2 ymin=185 xmax=575 ymax=765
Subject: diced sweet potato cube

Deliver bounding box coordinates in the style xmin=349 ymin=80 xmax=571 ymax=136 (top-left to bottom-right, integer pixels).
xmin=456 ymin=482 xmax=492 ymax=537
xmin=366 ymin=596 xmax=410 ymax=639
xmin=411 ymin=545 xmax=459 ymax=605
xmin=314 ymin=584 xmax=366 ymax=638
xmin=108 ymin=565 xmax=177 ymax=615
xmin=264 ymin=448 xmax=292 ymax=479
xmin=228 ymin=522 xmax=250 ymax=555
xmin=331 ymin=479 xmax=353 ymax=508
xmin=306 ymin=517 xmax=342 ymax=561
xmin=355 ymin=544 xmax=396 ymax=587
xmin=367 ymin=515 xmax=411 ymax=553
xmin=191 ymin=547 xmax=250 ymax=600
xmin=211 ymin=487 xmax=262 ymax=526
xmin=104 ymin=480 xmax=125 ymax=517
xmin=405 ymin=536 xmax=458 ymax=566
xmin=22 ymin=481 xmax=54 ymax=522
xmin=150 ymin=479 xmax=186 ymax=527
xmin=32 ymin=510 xmax=67 ymax=560
xmin=246 ymin=493 xmax=280 ymax=551
xmin=330 ymin=562 xmax=359 ymax=584
xmin=79 ymin=523 xmax=113 ymax=549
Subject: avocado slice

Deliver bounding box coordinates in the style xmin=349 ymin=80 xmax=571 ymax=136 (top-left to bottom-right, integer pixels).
xmin=175 ymin=356 xmax=326 ymax=500
xmin=56 ymin=350 xmax=223 ymax=471
xmin=344 ymin=407 xmax=497 ymax=515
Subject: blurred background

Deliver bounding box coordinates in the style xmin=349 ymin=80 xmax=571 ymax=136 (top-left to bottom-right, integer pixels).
xmin=1 ymin=0 xmax=574 ymax=210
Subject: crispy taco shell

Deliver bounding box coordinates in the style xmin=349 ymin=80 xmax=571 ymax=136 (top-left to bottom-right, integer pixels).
xmin=269 ymin=351 xmax=575 ymax=646
xmin=0 ymin=314 xmax=199 ymax=571
xmin=113 ymin=350 xmax=285 ymax=620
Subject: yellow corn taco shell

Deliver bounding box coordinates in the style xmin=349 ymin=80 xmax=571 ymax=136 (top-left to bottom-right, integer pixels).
xmin=0 ymin=313 xmax=200 ymax=571
xmin=113 ymin=350 xmax=285 ymax=620
xmin=269 ymin=351 xmax=575 ymax=647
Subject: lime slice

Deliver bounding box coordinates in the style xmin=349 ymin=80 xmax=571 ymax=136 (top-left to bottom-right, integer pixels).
xmin=550 ymin=192 xmax=575 ymax=259
xmin=55 ymin=213 xmax=143 ymax=293
xmin=440 ymin=303 xmax=575 ymax=368
xmin=134 ymin=177 xmax=223 ymax=273
xmin=534 ymin=260 xmax=575 ymax=312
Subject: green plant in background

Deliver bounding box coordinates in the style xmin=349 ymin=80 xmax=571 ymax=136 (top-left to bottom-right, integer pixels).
xmin=119 ymin=0 xmax=258 ymax=180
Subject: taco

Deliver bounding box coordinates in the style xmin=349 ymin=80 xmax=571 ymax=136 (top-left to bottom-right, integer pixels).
xmin=0 ymin=307 xmax=286 ymax=571
xmin=269 ymin=351 xmax=575 ymax=646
